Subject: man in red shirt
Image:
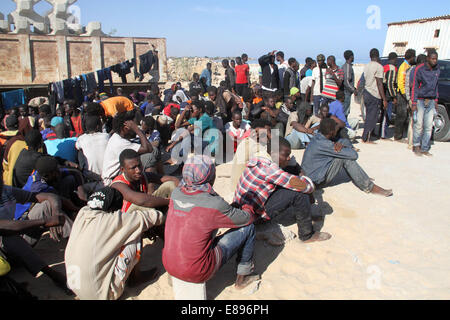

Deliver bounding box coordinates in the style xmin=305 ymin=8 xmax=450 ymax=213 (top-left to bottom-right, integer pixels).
xmin=235 ymin=57 xmax=250 ymax=97
xmin=163 ymin=155 xmax=260 ymax=290
xmin=111 ymin=149 xmax=178 ymax=213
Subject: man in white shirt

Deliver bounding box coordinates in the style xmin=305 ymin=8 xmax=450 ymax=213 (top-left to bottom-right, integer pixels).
xmin=276 ymin=51 xmax=290 ymax=89
xmin=102 ymin=112 xmax=153 ymax=186
xmin=310 ymin=54 xmax=327 ymax=115
xmin=76 ymin=116 xmax=109 ymax=181
xmin=362 ymin=49 xmax=388 ymax=143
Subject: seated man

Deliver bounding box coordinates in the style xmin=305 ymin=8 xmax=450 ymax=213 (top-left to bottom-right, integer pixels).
xmin=65 ymin=187 xmax=164 ymax=300
xmin=99 ymin=96 xmax=136 ymax=118
xmin=225 ymin=110 xmax=251 ymax=153
xmin=111 ymin=149 xmax=178 ymax=213
xmin=21 ymin=156 xmax=83 ymax=217
xmin=166 ymin=101 xmax=216 ymax=157
xmin=14 ymin=129 xmax=78 ymax=189
xmin=0 ymin=171 xmax=73 ymax=294
xmin=102 ymin=111 xmax=155 ymax=186
xmin=0 ymin=115 xmax=19 ymax=147
xmin=162 ymin=155 xmax=260 ymax=290
xmin=0 ymin=213 xmax=66 ymax=298
xmin=233 ymin=137 xmax=331 ymax=243
xmin=328 ymin=91 xmax=359 ymax=141
xmin=44 ymin=118 xmax=78 ymax=163
xmin=260 ymin=95 xmax=284 ymax=135
xmin=276 ymin=96 xmax=296 ymax=137
xmin=301 ymin=118 xmax=393 ymax=196
xmin=75 ymin=116 xmax=110 ymax=181
xmin=285 ymin=103 xmax=327 ymax=149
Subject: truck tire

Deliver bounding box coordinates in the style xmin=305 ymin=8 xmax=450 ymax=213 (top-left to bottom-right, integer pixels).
xmin=433 ymin=104 xmax=450 ymax=142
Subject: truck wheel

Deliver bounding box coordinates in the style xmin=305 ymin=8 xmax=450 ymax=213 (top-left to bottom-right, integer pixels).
xmin=433 ymin=104 xmax=450 ymax=142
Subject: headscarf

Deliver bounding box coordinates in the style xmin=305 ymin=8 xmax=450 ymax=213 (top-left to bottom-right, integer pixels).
xmin=180 ymin=155 xmax=216 ymax=195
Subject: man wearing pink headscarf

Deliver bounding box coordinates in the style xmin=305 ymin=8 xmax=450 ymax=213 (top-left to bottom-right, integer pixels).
xmin=162 ymin=155 xmax=261 ymax=291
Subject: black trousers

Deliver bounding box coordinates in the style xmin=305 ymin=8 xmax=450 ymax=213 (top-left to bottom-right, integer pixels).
xmin=264 ymin=188 xmax=314 ymax=241
xmin=395 ymin=93 xmax=409 ymax=140
xmin=362 ymin=90 xmax=381 ymax=142
xmin=235 ymin=83 xmax=248 ymax=97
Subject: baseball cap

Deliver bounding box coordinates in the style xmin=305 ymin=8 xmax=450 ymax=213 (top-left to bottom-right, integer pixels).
xmin=290 ymin=87 xmax=300 ymax=96
xmin=50 ymin=116 xmax=64 ymax=127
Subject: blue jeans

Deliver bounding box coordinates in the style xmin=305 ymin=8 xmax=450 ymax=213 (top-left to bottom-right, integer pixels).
xmin=215 ymin=224 xmax=255 ymax=276
xmin=286 ymin=123 xmax=320 ymax=149
xmin=313 ymin=95 xmax=323 ymax=115
xmin=413 ymin=99 xmax=435 ymax=152
xmin=286 ymin=131 xmax=313 ymax=149
xmin=344 ymin=91 xmax=353 ymax=117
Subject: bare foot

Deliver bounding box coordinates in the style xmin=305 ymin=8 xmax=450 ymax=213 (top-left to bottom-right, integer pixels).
xmin=371 ymin=184 xmax=393 ymax=197
xmin=302 ymin=232 xmax=332 ymax=243
xmin=128 ymin=268 xmax=159 ymax=288
xmin=421 ymin=151 xmax=433 ymax=157
xmin=235 ymin=274 xmax=261 ymax=290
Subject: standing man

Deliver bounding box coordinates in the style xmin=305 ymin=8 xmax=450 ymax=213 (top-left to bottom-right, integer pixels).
xmin=395 ymin=49 xmax=416 ymax=142
xmin=362 ymin=48 xmax=388 ymax=144
xmin=300 ymin=58 xmax=314 ymax=80
xmin=411 ymin=49 xmax=440 ymax=157
xmin=321 ymin=56 xmax=344 ymax=103
xmin=381 ymin=52 xmax=398 ymax=139
xmin=223 ymin=59 xmax=236 ymax=93
xmin=276 ymin=51 xmax=290 ymax=89
xmin=310 ymin=54 xmax=328 ymax=115
xmin=259 ymin=50 xmax=280 ymax=96
xmin=283 ymin=59 xmax=300 ymax=99
xmin=235 ymin=57 xmax=250 ymax=97
xmin=200 ymin=63 xmax=213 ymax=91
xmin=342 ymin=50 xmax=357 ymax=118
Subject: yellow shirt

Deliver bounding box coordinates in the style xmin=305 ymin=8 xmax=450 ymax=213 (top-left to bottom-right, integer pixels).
xmin=3 ymin=140 xmax=27 ymax=186
xmin=100 ymin=97 xmax=135 ymax=117
xmin=397 ymin=61 xmax=411 ymax=95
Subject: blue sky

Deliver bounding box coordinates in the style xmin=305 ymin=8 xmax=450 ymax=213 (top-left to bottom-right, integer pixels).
xmin=1 ymin=0 xmax=448 ymax=64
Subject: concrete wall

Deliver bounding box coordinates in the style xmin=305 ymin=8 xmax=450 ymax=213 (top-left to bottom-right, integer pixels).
xmin=0 ymin=34 xmax=167 ymax=87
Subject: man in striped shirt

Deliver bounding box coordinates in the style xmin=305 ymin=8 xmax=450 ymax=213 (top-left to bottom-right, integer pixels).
xmin=233 ymin=137 xmax=332 ymax=243
xmin=395 ymin=49 xmax=416 ymax=142
xmin=380 ymin=52 xmax=398 ymax=139
xmin=321 ymin=56 xmax=344 ymax=103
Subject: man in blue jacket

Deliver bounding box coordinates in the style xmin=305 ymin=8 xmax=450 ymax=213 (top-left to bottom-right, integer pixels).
xmin=411 ymin=49 xmax=440 ymax=157
xmin=301 ymin=118 xmax=393 ymax=197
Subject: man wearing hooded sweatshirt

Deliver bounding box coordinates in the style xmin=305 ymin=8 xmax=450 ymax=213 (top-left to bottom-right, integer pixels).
xmin=65 ymin=187 xmax=163 ymax=300
xmin=163 ymin=155 xmax=261 ymax=291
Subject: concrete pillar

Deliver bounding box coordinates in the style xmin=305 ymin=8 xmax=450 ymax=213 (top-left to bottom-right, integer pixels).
xmin=91 ymin=36 xmax=102 ymax=71
xmin=56 ymin=35 xmax=69 ymax=79
xmin=18 ymin=34 xmax=32 ymax=83
xmin=0 ymin=12 xmax=10 ymax=33
xmin=83 ymin=22 xmax=106 ymax=37
xmin=11 ymin=17 xmax=31 ymax=34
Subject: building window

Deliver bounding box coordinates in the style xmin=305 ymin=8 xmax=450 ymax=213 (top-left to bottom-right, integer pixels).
xmin=434 ymin=29 xmax=440 ymax=38
xmin=393 ymin=42 xmax=408 ymax=56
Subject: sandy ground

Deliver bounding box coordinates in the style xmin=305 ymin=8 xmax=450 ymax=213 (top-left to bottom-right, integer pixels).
xmin=8 ymin=101 xmax=450 ymax=300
